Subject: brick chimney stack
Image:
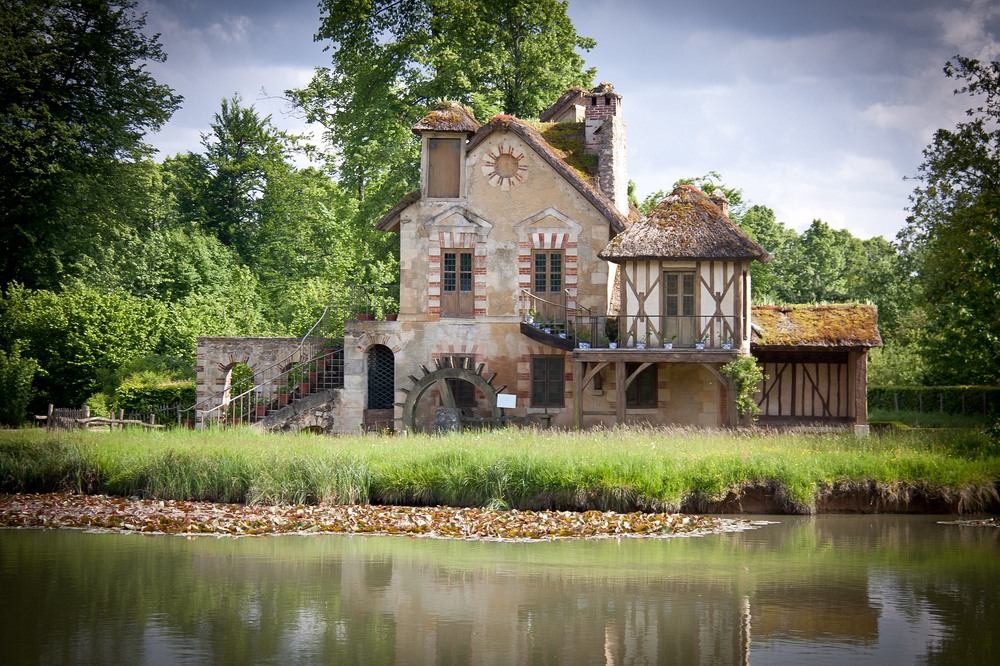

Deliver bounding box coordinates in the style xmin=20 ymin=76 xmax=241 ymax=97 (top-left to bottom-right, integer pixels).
xmin=538 ymin=83 xmax=629 ymax=217
xmin=583 ymin=83 xmax=628 ymax=217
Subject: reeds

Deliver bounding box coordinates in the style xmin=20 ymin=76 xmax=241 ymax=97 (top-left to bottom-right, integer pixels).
xmin=1 ymin=425 xmax=997 ymax=513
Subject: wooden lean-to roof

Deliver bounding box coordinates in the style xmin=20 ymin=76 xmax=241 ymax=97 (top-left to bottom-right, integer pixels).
xmin=751 ymin=304 xmax=882 ymax=349
xmin=598 ymin=185 xmax=771 ymax=263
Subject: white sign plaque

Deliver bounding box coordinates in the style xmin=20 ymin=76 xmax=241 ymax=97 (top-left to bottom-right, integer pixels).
xmin=496 ymin=393 xmax=516 ymax=409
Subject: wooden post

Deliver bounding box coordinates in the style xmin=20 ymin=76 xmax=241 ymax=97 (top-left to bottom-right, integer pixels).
xmin=615 ymin=361 xmax=626 ymax=425
xmin=572 ymin=359 xmax=583 ymax=430
xmin=854 ymin=350 xmax=868 ymax=425
xmin=47 ymin=404 xmax=54 ymax=430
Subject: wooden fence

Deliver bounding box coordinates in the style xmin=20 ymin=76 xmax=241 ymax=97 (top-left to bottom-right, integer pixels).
xmin=36 ymin=404 xmax=187 ymax=430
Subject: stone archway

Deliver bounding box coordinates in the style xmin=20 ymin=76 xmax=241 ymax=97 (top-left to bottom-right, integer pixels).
xmin=400 ymin=357 xmax=503 ymax=433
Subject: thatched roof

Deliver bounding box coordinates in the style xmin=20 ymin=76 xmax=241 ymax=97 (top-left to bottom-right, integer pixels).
xmin=411 ymin=101 xmax=481 ymax=135
xmin=599 ymin=185 xmax=771 ymax=263
xmin=751 ymin=304 xmax=882 ymax=349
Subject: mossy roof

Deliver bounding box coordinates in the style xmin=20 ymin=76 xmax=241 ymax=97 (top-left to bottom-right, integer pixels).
xmin=599 ymin=185 xmax=770 ymax=263
xmin=751 ymin=304 xmax=882 ymax=349
xmin=467 ymin=116 xmax=627 ymax=232
xmin=411 ymin=101 xmax=481 ymax=134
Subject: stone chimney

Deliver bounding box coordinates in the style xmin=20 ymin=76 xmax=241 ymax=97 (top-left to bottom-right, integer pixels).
xmin=584 ymin=83 xmax=628 ymax=217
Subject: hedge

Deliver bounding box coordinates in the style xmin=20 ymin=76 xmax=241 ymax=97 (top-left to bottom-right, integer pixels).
xmin=868 ymin=386 xmax=1000 ymax=416
xmin=114 ymin=380 xmax=196 ymax=415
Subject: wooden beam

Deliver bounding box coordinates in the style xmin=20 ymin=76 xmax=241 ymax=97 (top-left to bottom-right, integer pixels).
xmin=573 ymin=359 xmax=583 ymax=430
xmin=615 ymin=360 xmax=626 ymax=425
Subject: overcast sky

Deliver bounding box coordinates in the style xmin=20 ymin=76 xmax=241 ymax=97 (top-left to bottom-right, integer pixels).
xmin=140 ymin=0 xmax=1000 ymax=240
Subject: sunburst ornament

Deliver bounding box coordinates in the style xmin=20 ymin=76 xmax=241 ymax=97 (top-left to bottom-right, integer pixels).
xmin=482 ymin=144 xmax=527 ymax=190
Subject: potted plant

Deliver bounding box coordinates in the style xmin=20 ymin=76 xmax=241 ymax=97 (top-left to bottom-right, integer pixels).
xmin=576 ymin=328 xmax=591 ymax=349
xmin=721 ymin=337 xmax=733 ymax=350
xmin=542 ymin=318 xmax=552 ymax=334
xmin=525 ymin=307 xmax=537 ymax=325
xmin=276 ymin=386 xmax=291 ymax=406
xmin=663 ymin=334 xmax=676 ymax=350
xmin=253 ymin=395 xmax=268 ymax=418
xmin=695 ymin=336 xmax=707 ymax=350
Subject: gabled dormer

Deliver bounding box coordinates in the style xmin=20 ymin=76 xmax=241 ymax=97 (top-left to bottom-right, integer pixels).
xmin=599 ymin=185 xmax=770 ymax=351
xmin=412 ymin=102 xmax=481 ymax=200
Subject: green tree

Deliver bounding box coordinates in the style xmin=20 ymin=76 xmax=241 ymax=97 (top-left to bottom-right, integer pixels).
xmin=0 ymin=0 xmax=181 ymax=289
xmin=0 ymin=345 xmax=39 ymax=426
xmin=0 ymin=282 xmax=170 ymax=407
xmin=199 ymin=96 xmax=297 ymax=264
xmin=288 ymin=0 xmax=595 ymax=213
xmin=903 ymin=56 xmax=1000 ymax=384
xmin=737 ymin=205 xmax=798 ymax=302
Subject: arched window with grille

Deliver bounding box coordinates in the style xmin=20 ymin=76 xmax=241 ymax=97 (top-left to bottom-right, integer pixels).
xmin=367 ymin=345 xmax=395 ymax=410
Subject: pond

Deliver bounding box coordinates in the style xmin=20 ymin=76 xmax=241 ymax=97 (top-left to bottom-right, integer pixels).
xmin=1 ymin=515 xmax=997 ymax=664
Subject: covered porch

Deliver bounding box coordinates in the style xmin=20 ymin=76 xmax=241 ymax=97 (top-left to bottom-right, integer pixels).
xmin=570 ymin=347 xmax=741 ymax=429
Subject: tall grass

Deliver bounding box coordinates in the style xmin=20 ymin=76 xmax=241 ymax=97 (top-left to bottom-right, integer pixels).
xmin=1 ymin=426 xmax=997 ymax=513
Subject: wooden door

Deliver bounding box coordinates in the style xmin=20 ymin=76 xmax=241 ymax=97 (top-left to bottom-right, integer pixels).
xmin=532 ymin=250 xmax=565 ymax=324
xmin=442 ymin=250 xmax=474 ymax=317
xmin=663 ymin=271 xmax=696 ymax=345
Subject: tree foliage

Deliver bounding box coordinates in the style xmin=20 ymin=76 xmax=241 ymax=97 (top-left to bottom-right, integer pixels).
xmin=288 ymin=0 xmax=595 ymax=212
xmin=0 ymin=282 xmax=170 ymax=408
xmin=0 ymin=345 xmax=39 ymax=426
xmin=0 ymin=0 xmax=181 ymax=289
xmin=903 ymin=56 xmax=1000 ymax=384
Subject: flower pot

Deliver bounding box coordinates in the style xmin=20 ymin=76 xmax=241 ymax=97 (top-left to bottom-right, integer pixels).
xmin=608 ymin=342 xmax=618 ymax=349
xmin=558 ymin=332 xmax=567 ymax=339
xmin=722 ymin=343 xmax=732 ymax=350
xmin=525 ymin=316 xmax=534 ymax=325
xmin=664 ymin=342 xmax=673 ymax=349
xmin=255 ymin=405 xmax=267 ymax=417
xmin=543 ymin=327 xmax=552 ymax=334
xmin=358 ymin=313 xmax=374 ymax=321
xmin=278 ymin=393 xmax=290 ymax=406
xmin=385 ymin=314 xmax=398 ymax=321
xmin=695 ymin=343 xmax=706 ymax=350
xmin=298 ymin=382 xmax=311 ymax=395
xmin=578 ymin=342 xmax=591 ymax=350
xmin=636 ymin=342 xmax=646 ymax=349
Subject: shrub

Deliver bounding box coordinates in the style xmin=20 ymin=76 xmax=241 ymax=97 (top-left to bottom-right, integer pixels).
xmin=0 ymin=347 xmax=39 ymax=427
xmin=114 ymin=376 xmax=196 ymax=415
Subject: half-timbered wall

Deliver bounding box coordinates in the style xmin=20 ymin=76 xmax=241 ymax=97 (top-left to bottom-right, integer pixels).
xmin=618 ymin=260 xmax=749 ymax=350
xmin=755 ymin=351 xmax=853 ymax=423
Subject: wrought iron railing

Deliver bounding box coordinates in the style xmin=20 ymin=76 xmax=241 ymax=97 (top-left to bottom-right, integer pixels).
xmin=348 ymin=284 xmax=400 ymax=320
xmin=520 ymin=301 xmax=738 ymax=351
xmin=182 ymin=305 xmax=346 ymax=428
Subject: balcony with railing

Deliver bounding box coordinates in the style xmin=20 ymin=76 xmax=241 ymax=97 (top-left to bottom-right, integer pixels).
xmin=519 ymin=289 xmax=740 ymax=358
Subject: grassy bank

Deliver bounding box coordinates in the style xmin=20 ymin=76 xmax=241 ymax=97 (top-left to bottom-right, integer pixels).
xmin=1 ymin=427 xmax=998 ymax=514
